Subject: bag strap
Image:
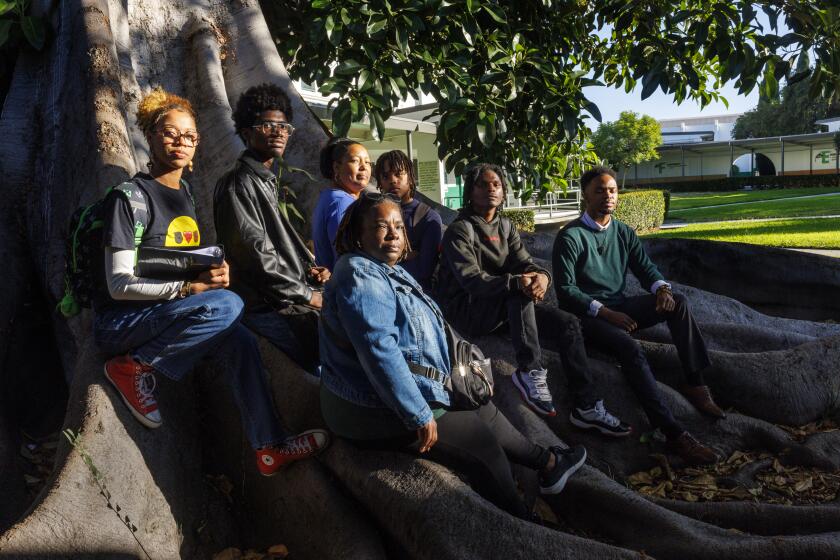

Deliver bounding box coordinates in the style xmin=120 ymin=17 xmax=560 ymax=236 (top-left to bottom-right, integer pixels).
xmin=112 ymin=181 xmax=150 ymax=249
xmin=412 ymin=201 xmax=431 ymax=228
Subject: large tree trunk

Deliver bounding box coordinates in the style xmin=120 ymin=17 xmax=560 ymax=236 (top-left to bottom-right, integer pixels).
xmin=4 ymin=1 xmax=840 ymax=559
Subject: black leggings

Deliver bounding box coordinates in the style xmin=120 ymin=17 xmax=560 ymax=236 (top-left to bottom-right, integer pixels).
xmin=353 ymin=401 xmax=551 ymax=519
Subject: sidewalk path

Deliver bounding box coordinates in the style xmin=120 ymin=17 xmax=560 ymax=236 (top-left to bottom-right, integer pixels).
xmin=661 ymin=213 xmax=840 ymax=230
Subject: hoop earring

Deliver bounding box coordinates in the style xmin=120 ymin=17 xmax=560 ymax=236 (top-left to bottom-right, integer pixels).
xmin=187 ymin=160 xmax=194 ymax=172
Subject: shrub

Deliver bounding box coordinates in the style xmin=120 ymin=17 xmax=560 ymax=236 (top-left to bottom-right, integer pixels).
xmin=501 ymin=208 xmax=535 ymax=232
xmin=578 ymin=190 xmax=667 ymax=232
xmin=615 ymin=190 xmax=666 ymax=232
xmin=662 ymin=189 xmax=671 ymax=217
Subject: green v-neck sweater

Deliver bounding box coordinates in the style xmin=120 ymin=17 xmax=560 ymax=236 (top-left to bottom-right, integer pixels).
xmin=552 ymin=217 xmax=663 ymax=314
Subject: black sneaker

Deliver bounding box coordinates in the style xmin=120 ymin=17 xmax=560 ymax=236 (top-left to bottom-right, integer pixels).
xmin=512 ymin=368 xmax=556 ymax=416
xmin=569 ymin=400 xmax=632 ymax=437
xmin=540 ymin=445 xmax=587 ymax=495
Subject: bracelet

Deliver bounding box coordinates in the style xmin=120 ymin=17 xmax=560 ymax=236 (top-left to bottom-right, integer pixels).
xmin=179 ymin=281 xmax=191 ymax=299
xmin=656 ymin=285 xmax=672 ymax=294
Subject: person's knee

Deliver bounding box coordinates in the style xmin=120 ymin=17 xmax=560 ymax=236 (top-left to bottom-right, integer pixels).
xmin=203 ymin=290 xmax=245 ymax=328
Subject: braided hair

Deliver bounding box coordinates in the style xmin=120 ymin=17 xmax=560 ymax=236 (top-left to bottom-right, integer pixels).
xmin=334 ymin=192 xmax=411 ymax=261
xmin=462 ymin=162 xmax=508 ymax=209
xmin=373 ymin=150 xmax=416 ymax=195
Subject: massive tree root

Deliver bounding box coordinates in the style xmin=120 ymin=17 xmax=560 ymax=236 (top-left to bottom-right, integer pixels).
xmin=3 ymin=0 xmax=840 ymax=558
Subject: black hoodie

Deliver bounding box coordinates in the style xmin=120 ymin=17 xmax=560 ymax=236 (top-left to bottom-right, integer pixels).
xmin=436 ymin=207 xmax=551 ymax=306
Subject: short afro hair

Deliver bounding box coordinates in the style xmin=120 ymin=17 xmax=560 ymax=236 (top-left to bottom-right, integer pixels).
xmin=580 ymin=166 xmax=617 ymax=191
xmin=232 ymin=83 xmax=293 ymax=138
xmin=462 ymin=163 xmax=508 ymax=209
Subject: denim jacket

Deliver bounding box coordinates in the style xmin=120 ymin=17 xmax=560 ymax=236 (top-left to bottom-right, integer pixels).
xmin=320 ymin=252 xmax=451 ymax=430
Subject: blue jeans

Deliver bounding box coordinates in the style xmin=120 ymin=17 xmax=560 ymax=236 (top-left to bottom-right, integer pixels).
xmin=93 ymin=290 xmax=287 ymax=448
xmin=242 ymin=308 xmax=321 ymax=376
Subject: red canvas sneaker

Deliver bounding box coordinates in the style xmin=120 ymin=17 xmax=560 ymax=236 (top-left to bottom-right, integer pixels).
xmin=104 ymin=354 xmax=162 ymax=429
xmin=256 ymin=429 xmax=330 ymax=476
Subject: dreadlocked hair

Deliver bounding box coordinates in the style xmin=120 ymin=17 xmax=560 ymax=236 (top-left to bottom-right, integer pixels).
xmin=462 ymin=162 xmax=508 ymax=209
xmin=334 ymin=193 xmax=411 ymax=260
xmin=136 ymin=88 xmax=196 ymax=137
xmin=232 ymin=83 xmax=293 ymax=139
xmin=373 ymin=150 xmax=416 ymax=195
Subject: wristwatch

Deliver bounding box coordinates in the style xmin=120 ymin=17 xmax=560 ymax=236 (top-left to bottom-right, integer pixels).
xmin=179 ymin=281 xmax=191 ymax=299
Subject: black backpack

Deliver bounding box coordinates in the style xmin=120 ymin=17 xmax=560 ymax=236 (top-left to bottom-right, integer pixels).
xmin=58 ymin=182 xmax=149 ymax=317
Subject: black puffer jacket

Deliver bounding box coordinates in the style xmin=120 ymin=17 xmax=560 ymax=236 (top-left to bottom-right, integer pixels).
xmin=214 ymin=151 xmax=318 ymax=312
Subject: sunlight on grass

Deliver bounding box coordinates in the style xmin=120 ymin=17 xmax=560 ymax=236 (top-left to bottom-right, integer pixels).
xmin=642 ymin=218 xmax=840 ymax=249
xmin=669 ymin=193 xmax=840 ymax=222
xmin=669 ymin=187 xmax=840 ymax=212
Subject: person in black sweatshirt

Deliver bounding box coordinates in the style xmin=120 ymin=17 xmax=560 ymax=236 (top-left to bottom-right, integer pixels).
xmin=437 ymin=163 xmax=630 ymax=435
xmin=553 ymin=166 xmax=722 ymax=465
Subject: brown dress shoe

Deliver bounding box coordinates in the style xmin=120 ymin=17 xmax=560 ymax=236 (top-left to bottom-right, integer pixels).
xmin=681 ymin=384 xmax=726 ymax=419
xmin=667 ymin=432 xmax=718 ymax=465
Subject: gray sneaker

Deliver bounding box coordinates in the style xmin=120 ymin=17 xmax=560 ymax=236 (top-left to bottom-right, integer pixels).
xmin=512 ymin=368 xmax=556 ymax=416
xmin=569 ymin=400 xmax=632 ymax=437
xmin=540 ymin=445 xmax=587 ymax=494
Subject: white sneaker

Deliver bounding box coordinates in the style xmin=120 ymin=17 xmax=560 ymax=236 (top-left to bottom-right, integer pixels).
xmin=512 ymin=368 xmax=556 ymax=416
xmin=569 ymin=400 xmax=632 ymax=437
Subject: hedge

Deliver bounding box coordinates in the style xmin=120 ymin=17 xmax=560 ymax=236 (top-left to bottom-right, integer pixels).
xmin=578 ymin=189 xmax=667 ymax=232
xmin=501 ymin=208 xmax=535 ymax=232
xmin=626 ymin=173 xmax=840 ymax=193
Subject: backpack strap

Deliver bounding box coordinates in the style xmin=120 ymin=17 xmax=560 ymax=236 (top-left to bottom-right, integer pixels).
xmin=112 ymin=181 xmax=150 ymax=250
xmin=412 ymin=201 xmax=431 ymax=228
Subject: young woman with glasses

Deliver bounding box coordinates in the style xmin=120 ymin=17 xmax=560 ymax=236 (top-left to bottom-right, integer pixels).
xmin=94 ymin=88 xmax=328 ymax=477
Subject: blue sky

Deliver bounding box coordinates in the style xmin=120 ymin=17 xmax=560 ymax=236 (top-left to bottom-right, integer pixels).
xmin=584 ymin=81 xmax=760 ymax=123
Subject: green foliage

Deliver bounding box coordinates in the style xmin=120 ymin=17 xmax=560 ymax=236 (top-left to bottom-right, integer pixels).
xmin=628 ymin=174 xmax=840 ymax=193
xmin=0 ymin=0 xmax=46 ymax=50
xmin=591 ymin=111 xmax=662 ymax=187
xmin=274 ymin=156 xmax=314 ymax=226
xmin=732 ymin=56 xmax=840 ymax=139
xmin=263 ymin=0 xmax=840 ymax=199
xmin=662 ymin=189 xmax=671 ymax=217
xmin=500 ymin=208 xmax=535 ymax=232
xmin=615 ymin=190 xmax=667 ymax=232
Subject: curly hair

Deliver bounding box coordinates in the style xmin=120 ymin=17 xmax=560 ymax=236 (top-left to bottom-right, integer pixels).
xmin=580 ymin=165 xmax=617 ymax=191
xmin=373 ymin=150 xmax=416 ymax=195
xmin=462 ymin=162 xmax=508 ymax=209
xmin=232 ymin=83 xmax=294 ymax=138
xmin=319 ymin=137 xmax=364 ymax=180
xmin=335 ymin=192 xmax=410 ymax=260
xmin=136 ymin=88 xmax=196 ymax=137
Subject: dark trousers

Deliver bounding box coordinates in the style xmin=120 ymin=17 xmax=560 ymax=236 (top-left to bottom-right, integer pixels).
xmin=242 ymin=307 xmax=320 ymax=374
xmin=579 ymin=293 xmax=710 ymax=438
xmin=446 ymin=292 xmax=599 ymax=407
xmin=355 ymin=401 xmax=550 ymax=519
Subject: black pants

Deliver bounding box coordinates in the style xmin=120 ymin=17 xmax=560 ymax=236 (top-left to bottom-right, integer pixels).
xmin=354 ymin=401 xmax=551 ymax=519
xmin=579 ymin=293 xmax=710 ymax=438
xmin=446 ymin=292 xmax=599 ymax=406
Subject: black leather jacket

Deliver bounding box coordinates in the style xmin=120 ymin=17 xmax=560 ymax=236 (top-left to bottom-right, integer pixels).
xmin=214 ymin=151 xmax=318 ymax=312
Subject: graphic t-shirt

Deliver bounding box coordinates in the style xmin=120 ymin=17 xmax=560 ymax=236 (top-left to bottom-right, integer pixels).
xmin=103 ymin=173 xmax=199 ymax=250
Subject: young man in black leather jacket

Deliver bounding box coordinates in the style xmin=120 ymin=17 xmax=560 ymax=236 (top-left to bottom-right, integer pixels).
xmin=214 ymin=83 xmax=329 ymax=379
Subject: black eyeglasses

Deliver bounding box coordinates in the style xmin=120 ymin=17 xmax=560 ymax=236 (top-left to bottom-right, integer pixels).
xmin=252 ymin=121 xmax=295 ymax=136
xmin=157 ymin=126 xmax=200 ymax=147
xmin=362 ymin=191 xmax=401 ymax=203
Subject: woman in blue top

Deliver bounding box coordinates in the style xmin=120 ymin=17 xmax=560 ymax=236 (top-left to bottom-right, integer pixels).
xmin=311 ymin=137 xmax=371 ymax=270
xmin=318 ymin=192 xmax=587 ymax=519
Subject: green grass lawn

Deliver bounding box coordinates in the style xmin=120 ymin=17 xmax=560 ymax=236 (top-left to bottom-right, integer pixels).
xmin=642 ymin=217 xmax=840 ymax=249
xmin=668 ymin=192 xmax=840 ymax=222
xmin=669 ymin=187 xmax=840 ymax=212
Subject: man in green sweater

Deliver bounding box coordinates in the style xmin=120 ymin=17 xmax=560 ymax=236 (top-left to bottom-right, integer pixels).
xmin=553 ymin=166 xmax=723 ymax=465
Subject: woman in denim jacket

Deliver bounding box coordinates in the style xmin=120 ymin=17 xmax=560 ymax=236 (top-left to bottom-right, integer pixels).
xmin=319 ymin=192 xmax=587 ymax=519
